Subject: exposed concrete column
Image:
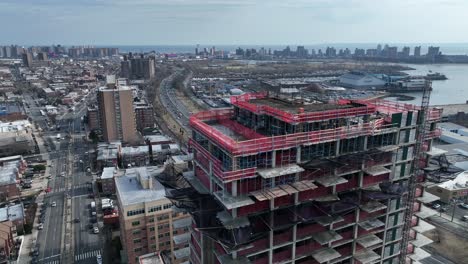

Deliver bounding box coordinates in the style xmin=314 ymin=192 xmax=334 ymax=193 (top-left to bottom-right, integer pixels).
xmin=292 ymin=224 xmax=297 ymax=261
xmin=335 ymin=140 xmax=340 ymax=156
xmin=296 ymin=146 xmax=301 ymax=163
xmin=271 ymin=150 xmax=276 ymax=168
xmin=208 ymin=160 xmax=213 ymax=193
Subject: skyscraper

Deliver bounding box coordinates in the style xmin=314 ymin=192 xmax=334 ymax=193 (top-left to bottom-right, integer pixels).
xmin=97 ymin=75 xmax=138 ymax=144
xmin=414 ymin=46 xmax=421 ymax=57
xmin=22 ymin=52 xmax=33 ymax=67
xmin=129 ymin=55 xmax=155 ymax=80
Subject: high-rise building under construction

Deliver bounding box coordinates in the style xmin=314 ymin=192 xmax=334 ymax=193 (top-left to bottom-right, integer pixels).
xmin=166 ymin=91 xmax=442 ymax=264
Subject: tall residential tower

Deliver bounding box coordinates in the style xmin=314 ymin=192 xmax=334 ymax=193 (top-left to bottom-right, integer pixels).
xmin=169 ymin=92 xmax=442 ymax=264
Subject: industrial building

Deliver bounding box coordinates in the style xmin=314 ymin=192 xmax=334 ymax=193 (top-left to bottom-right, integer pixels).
xmin=163 ymin=91 xmax=442 ymax=264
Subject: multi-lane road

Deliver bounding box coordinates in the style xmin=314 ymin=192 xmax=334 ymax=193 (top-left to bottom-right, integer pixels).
xmin=159 ymin=69 xmax=191 ymax=131
xmin=24 ymin=90 xmax=103 ymax=264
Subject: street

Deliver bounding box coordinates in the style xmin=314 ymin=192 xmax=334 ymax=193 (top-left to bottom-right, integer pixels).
xmin=27 ymin=92 xmax=103 ymax=264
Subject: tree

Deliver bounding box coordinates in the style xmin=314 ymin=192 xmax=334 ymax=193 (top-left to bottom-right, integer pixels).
xmin=33 ymin=164 xmax=46 ymax=172
xmin=89 ymin=130 xmax=99 ymax=144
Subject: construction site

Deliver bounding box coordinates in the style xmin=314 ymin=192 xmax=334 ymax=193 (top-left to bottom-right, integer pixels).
xmin=157 ymin=80 xmax=443 ymax=264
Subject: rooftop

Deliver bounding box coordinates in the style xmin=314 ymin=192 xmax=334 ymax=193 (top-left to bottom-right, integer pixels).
xmin=115 ymin=166 xmax=167 ymax=206
xmin=249 ymin=97 xmax=354 ymax=114
xmin=438 ymin=171 xmax=468 ymax=190
xmin=0 ymin=204 xmax=24 ymax=222
xmin=0 ymin=161 xmax=21 ymax=186
xmin=101 ymin=167 xmax=116 ymax=180
xmin=138 ymin=252 xmax=164 ymax=264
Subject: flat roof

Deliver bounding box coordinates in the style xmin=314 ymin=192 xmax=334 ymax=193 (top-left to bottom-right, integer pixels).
xmin=0 ymin=204 xmax=23 ymax=222
xmin=101 ymin=167 xmax=116 ymax=180
xmin=438 ymin=171 xmax=468 ymax=190
xmin=139 ymin=252 xmax=164 ymax=264
xmin=250 ymin=97 xmax=354 ymax=114
xmin=115 ymin=166 xmax=167 ymax=206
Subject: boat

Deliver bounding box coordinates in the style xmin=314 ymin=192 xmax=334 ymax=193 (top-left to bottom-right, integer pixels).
xmin=425 ymin=72 xmax=447 ymax=80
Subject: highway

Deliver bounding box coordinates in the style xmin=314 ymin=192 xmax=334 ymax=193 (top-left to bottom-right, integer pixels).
xmin=159 ymin=69 xmax=191 ymax=131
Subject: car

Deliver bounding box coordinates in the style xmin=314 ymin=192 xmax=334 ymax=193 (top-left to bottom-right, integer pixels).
xmin=432 ymin=203 xmax=441 ymax=209
xmin=91 ymin=211 xmax=97 ymax=216
xmin=37 ymin=223 xmax=43 ymax=230
xmin=73 ymin=218 xmax=80 ymax=223
xmin=462 ymin=215 xmax=468 ymax=221
xmin=93 ymin=227 xmax=99 ymax=234
xmin=96 ymin=254 xmax=102 ymax=264
xmin=51 ymin=202 xmax=57 ymax=207
xmin=459 ymin=203 xmax=468 ymax=209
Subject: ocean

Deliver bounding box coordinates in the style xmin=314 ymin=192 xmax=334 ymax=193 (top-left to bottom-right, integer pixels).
xmin=386 ymin=64 xmax=468 ymax=106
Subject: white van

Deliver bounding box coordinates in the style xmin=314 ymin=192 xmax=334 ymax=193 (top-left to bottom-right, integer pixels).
xmin=462 ymin=215 xmax=468 ymax=221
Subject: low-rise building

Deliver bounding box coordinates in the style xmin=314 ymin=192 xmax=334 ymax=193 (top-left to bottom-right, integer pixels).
xmin=116 ymin=166 xmax=190 ymax=264
xmin=339 ymin=71 xmax=386 ymax=89
xmin=121 ymin=146 xmax=150 ymax=168
xmin=96 ymin=142 xmax=121 ymax=171
xmin=0 ymin=156 xmax=26 ymax=201
xmin=134 ymin=103 xmax=154 ymax=132
xmin=101 ymin=167 xmax=118 ymax=195
xmin=0 ymin=221 xmax=16 ymax=264
xmin=427 ymin=171 xmax=468 ymax=203
xmin=0 ymin=204 xmax=24 ymax=234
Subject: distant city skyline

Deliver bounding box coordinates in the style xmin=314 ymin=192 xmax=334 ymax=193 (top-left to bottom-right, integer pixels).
xmin=1 ymin=0 xmax=468 ymax=45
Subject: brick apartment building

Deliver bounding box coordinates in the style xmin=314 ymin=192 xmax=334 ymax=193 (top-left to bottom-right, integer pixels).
xmin=116 ymin=166 xmax=190 ymax=264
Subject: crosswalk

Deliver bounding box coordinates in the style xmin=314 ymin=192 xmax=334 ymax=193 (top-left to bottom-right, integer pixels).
xmin=50 ymin=183 xmax=91 ymax=194
xmin=43 ymin=260 xmax=60 ymax=264
xmin=75 ymin=249 xmax=101 ymax=261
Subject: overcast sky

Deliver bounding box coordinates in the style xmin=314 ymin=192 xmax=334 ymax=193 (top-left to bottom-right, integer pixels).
xmin=1 ymin=0 xmax=467 ymax=45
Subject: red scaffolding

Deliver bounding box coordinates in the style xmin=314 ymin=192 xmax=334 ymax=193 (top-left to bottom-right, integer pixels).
xmin=231 ymin=92 xmax=377 ymax=124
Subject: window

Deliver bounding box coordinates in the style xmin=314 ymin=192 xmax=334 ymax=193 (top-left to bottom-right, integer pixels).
xmin=150 ymin=236 xmax=155 ymax=240
xmin=165 ymin=241 xmax=171 ymax=246
xmin=158 ymin=225 xmax=164 ymax=230
xmin=127 ymin=208 xmax=145 ymax=216
xmin=148 ymin=218 xmax=155 ymax=223
xmin=157 ymin=214 xmax=169 ymax=221
xmin=165 ymin=232 xmax=170 ymax=237
xmin=149 ymin=205 xmax=162 ymax=212
xmin=134 ymin=247 xmax=142 ymax=252
xmin=164 ymin=224 xmax=170 ymax=229
xmin=173 ymin=230 xmax=178 ymax=235
xmin=132 ymin=230 xmax=141 ymax=235
xmin=132 ymin=221 xmax=140 ymax=226
xmin=149 ymin=227 xmax=155 ymax=232
xmin=163 ymin=204 xmax=172 ymax=210
xmin=158 ymin=234 xmax=164 ymax=238
xmin=159 ymin=242 xmax=165 ymax=247
xmin=151 ymin=244 xmax=156 ymax=249
xmin=133 ymin=239 xmax=141 ymax=244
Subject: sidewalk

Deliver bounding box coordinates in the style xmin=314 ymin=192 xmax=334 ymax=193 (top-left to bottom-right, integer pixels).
xmin=17 ymin=159 xmax=51 ymax=263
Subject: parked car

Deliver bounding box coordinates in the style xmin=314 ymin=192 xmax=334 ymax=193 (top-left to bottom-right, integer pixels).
xmin=432 ymin=203 xmax=441 ymax=209
xmin=462 ymin=215 xmax=468 ymax=221
xmin=96 ymin=254 xmax=102 ymax=264
xmin=93 ymin=227 xmax=99 ymax=234
xmin=51 ymin=202 xmax=57 ymax=207
xmin=37 ymin=223 xmax=43 ymax=230
xmin=459 ymin=203 xmax=468 ymax=209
